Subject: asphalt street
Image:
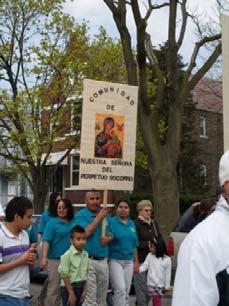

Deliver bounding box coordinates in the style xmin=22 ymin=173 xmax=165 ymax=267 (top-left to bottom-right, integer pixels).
xmin=29 ymin=282 xmax=172 ymax=306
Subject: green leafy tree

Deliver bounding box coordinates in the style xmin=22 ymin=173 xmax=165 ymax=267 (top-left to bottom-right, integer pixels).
xmin=0 ymin=0 xmax=87 ymax=211
xmin=86 ymin=26 xmax=127 ymax=83
xmin=0 ymin=0 xmax=126 ymax=212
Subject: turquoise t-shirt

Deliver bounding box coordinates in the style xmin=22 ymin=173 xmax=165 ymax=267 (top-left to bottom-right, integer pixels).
xmin=74 ymin=208 xmax=111 ymax=258
xmin=43 ymin=217 xmax=75 ymax=259
xmin=38 ymin=210 xmax=52 ymax=234
xmin=27 ymin=223 xmax=37 ymax=244
xmin=109 ymin=216 xmax=139 ymax=260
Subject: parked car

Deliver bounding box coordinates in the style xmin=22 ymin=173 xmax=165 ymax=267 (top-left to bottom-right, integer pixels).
xmin=167 ymin=199 xmax=217 ymax=275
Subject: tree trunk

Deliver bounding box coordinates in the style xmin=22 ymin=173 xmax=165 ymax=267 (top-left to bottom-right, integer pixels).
xmin=151 ymin=161 xmax=180 ymax=240
xmin=33 ymin=186 xmax=48 ymax=213
xmin=31 ymin=170 xmax=49 ymax=213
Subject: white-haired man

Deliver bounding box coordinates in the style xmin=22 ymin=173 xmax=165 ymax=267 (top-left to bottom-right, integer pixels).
xmin=172 ymin=151 xmax=229 ymax=306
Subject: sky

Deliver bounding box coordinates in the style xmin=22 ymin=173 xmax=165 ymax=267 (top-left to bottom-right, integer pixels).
xmin=63 ymin=0 xmax=227 ymax=66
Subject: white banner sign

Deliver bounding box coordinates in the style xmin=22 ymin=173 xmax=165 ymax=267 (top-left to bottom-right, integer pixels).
xmin=222 ymin=14 xmax=229 ymax=151
xmin=79 ymin=79 xmax=138 ymax=191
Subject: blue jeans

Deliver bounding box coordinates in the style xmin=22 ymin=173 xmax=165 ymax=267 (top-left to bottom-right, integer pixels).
xmin=106 ymin=291 xmax=113 ymax=306
xmin=0 ymin=295 xmax=30 ymax=306
xmin=61 ymin=286 xmax=84 ymax=306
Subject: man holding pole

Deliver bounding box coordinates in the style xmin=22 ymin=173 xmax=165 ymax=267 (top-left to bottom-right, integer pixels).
xmin=74 ymin=190 xmax=112 ymax=306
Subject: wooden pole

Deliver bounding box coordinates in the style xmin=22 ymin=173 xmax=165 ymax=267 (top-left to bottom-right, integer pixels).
xmin=101 ymin=190 xmax=108 ymax=237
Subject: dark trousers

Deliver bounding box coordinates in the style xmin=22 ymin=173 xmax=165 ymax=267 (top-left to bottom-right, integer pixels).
xmin=61 ymin=286 xmax=84 ymax=306
xmin=133 ymin=271 xmax=151 ymax=306
xmin=106 ymin=291 xmax=113 ymax=306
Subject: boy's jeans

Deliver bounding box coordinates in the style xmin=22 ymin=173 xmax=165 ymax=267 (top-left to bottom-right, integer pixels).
xmin=61 ymin=286 xmax=84 ymax=306
xmin=0 ymin=295 xmax=30 ymax=306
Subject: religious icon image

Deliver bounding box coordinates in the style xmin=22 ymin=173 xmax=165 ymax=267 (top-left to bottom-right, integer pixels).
xmin=94 ymin=113 xmax=124 ymax=158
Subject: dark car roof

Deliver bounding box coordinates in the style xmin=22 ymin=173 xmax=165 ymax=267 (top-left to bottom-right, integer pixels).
xmin=173 ymin=202 xmax=200 ymax=233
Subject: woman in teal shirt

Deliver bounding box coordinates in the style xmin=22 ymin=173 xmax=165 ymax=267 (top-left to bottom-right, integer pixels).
xmin=109 ymin=199 xmax=139 ymax=306
xmin=38 ymin=192 xmax=62 ymax=240
xmin=41 ymin=198 xmax=75 ymax=306
xmin=37 ymin=192 xmax=62 ymax=306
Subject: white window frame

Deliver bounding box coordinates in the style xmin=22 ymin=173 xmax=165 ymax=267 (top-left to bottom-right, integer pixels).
xmin=200 ymin=115 xmax=207 ymax=138
xmin=70 ymin=154 xmax=80 ymax=187
xmin=200 ymin=164 xmax=207 ymax=185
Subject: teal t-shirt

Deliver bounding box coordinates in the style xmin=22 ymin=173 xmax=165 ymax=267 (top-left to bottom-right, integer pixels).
xmin=38 ymin=210 xmax=52 ymax=234
xmin=27 ymin=223 xmax=37 ymax=244
xmin=74 ymin=208 xmax=111 ymax=258
xmin=109 ymin=216 xmax=139 ymax=260
xmin=43 ymin=217 xmax=75 ymax=259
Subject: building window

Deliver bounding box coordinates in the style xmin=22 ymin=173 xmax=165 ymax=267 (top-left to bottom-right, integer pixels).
xmin=71 ymin=155 xmax=79 ymax=186
xmin=200 ymin=164 xmax=207 ymax=185
xmin=200 ymin=116 xmax=207 ymax=137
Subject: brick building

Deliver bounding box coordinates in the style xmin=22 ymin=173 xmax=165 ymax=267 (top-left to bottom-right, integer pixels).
xmin=180 ymin=78 xmax=223 ymax=195
xmin=134 ymin=78 xmax=223 ymax=197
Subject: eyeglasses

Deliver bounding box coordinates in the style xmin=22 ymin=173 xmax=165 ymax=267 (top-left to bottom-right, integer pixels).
xmin=89 ymin=197 xmax=100 ymax=200
xmin=143 ymin=209 xmax=152 ymax=212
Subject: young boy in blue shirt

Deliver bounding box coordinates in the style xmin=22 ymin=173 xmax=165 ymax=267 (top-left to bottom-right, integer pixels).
xmin=58 ymin=225 xmax=89 ymax=306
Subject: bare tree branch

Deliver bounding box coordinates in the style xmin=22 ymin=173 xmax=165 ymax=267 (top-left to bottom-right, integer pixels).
xmin=151 ymin=2 xmax=170 ymax=10
xmin=104 ymin=0 xmax=137 ymax=85
xmin=167 ymin=0 xmax=178 ymax=87
xmin=187 ymin=42 xmax=221 ymax=93
xmin=177 ymin=0 xmax=188 ymax=50
xmin=131 ymin=0 xmax=144 ymax=24
xmin=143 ymin=0 xmax=153 ymax=21
xmin=217 ymin=0 xmax=229 ymax=11
xmin=104 ymin=0 xmax=119 ymax=15
xmin=131 ymin=0 xmax=150 ymax=113
xmin=186 ymin=33 xmax=221 ymax=79
xmin=145 ymin=33 xmax=165 ymax=108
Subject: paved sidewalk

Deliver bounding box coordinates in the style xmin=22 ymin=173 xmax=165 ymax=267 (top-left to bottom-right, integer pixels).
xmin=29 ymin=283 xmax=172 ymax=306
